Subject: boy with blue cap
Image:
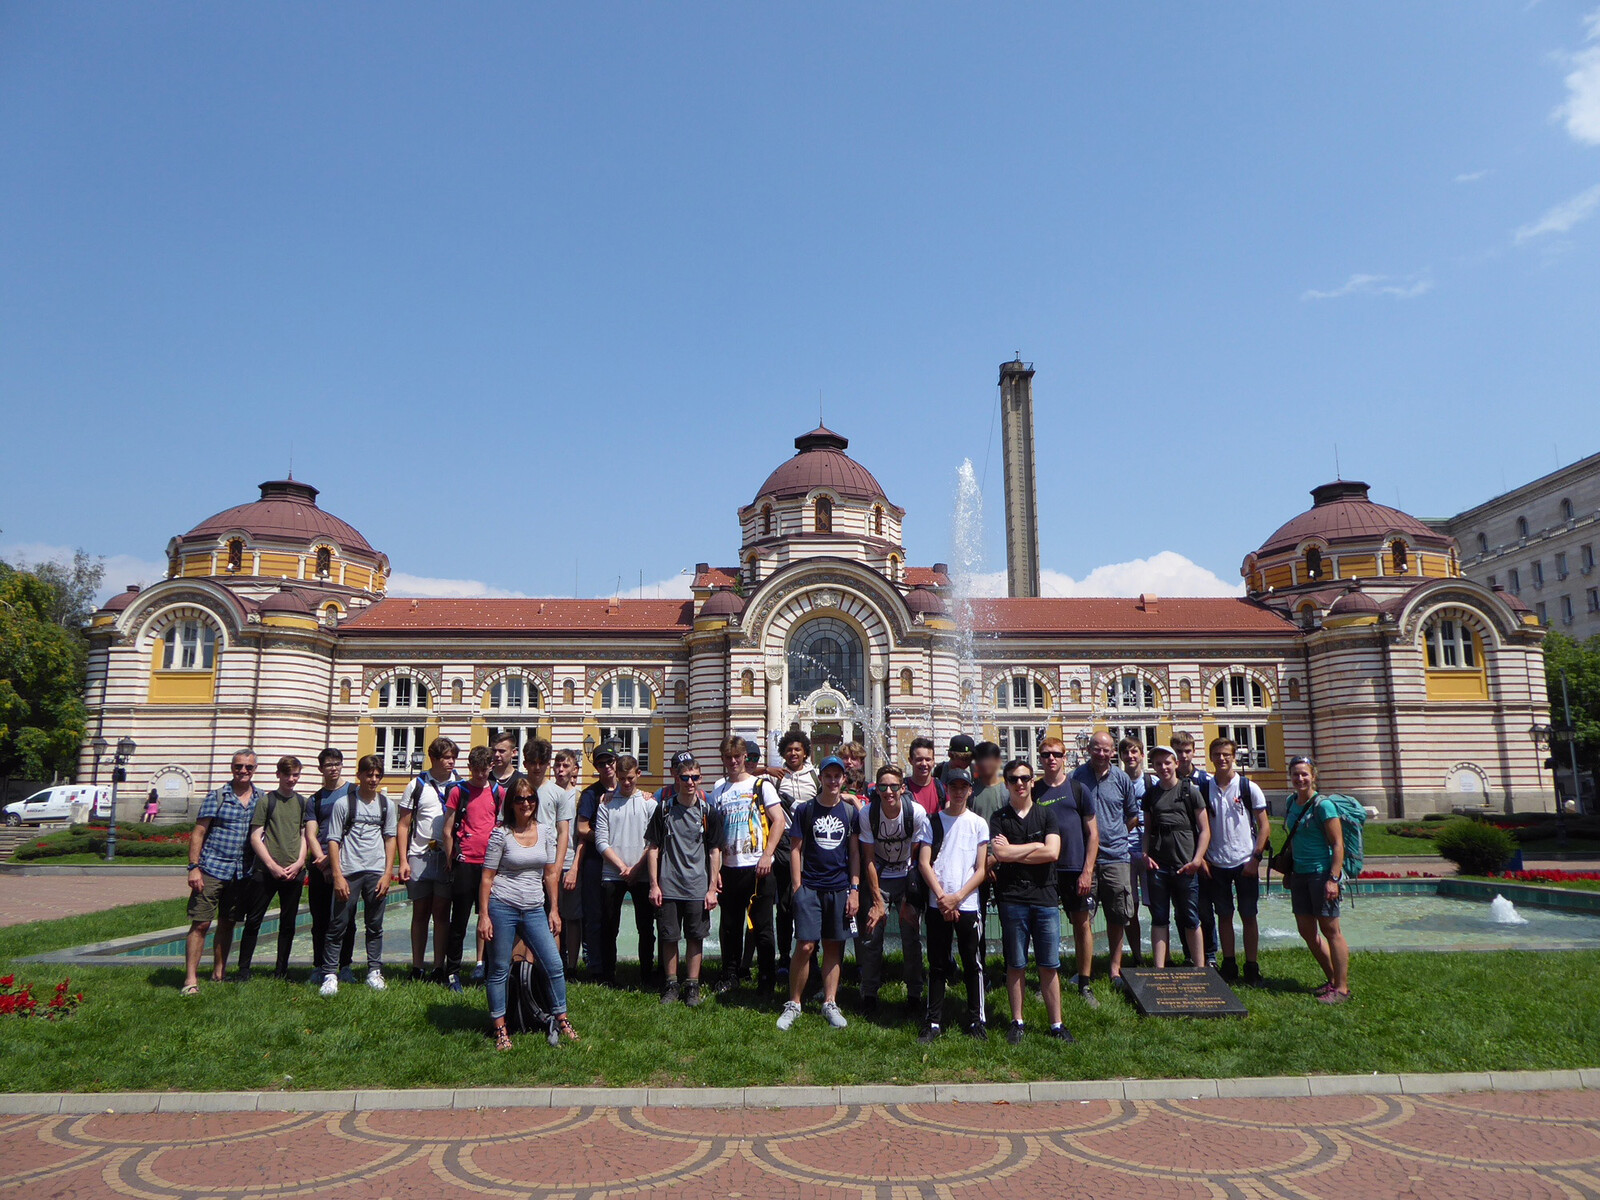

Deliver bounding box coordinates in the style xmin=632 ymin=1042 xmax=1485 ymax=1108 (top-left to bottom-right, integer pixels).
xmin=776 ymin=755 xmax=861 ymax=1031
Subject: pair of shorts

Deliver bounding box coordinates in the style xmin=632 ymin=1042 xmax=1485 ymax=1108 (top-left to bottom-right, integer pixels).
xmin=1146 ymin=867 xmax=1200 ymax=931
xmin=407 ymin=850 xmax=449 ymax=884
xmin=1057 ymin=870 xmax=1097 ymax=917
xmin=793 ymin=884 xmax=852 ymax=943
xmin=187 ymin=873 xmax=250 ymax=924
xmin=558 ymin=879 xmax=582 ymax=923
xmin=406 ymin=875 xmax=450 ymax=902
xmin=1289 ymin=871 xmax=1341 ymax=919
xmin=997 ymin=902 xmax=1062 ymax=971
xmin=1206 ymin=863 xmax=1261 ymax=918
xmin=1094 ymin=860 xmax=1136 ymax=926
xmin=657 ymin=896 xmax=710 ymax=943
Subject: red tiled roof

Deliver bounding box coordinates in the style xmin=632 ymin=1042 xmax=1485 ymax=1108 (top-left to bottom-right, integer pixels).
xmin=341 ymin=598 xmax=694 ymax=635
xmin=968 ymin=597 xmax=1298 ymax=636
xmin=905 ymin=567 xmax=949 ymax=587
xmin=694 ymin=567 xmax=741 ymax=589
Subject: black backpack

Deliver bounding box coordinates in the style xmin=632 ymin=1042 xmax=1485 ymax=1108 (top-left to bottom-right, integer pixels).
xmin=906 ymin=804 xmax=949 ymax=910
xmin=502 ymin=957 xmax=559 ymax=1037
xmin=342 ymin=789 xmax=391 ymax=840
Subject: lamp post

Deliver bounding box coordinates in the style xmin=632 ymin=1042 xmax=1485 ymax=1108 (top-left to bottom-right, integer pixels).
xmin=410 ymin=750 xmax=425 ymax=774
xmin=1528 ymin=723 xmax=1566 ymax=847
xmin=91 ymin=737 xmax=108 ymax=788
xmin=1558 ymin=668 xmax=1584 ymax=818
xmin=106 ymin=737 xmax=136 ymax=862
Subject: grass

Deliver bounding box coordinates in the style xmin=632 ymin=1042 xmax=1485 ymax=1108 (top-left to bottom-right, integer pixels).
xmin=1 ymin=901 xmax=1597 ymax=1092
xmin=1268 ymin=818 xmax=1441 ymax=858
xmin=1459 ymin=875 xmax=1600 ymax=893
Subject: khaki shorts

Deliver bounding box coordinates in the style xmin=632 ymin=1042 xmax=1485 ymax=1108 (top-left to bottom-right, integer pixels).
xmin=187 ymin=873 xmax=250 ymax=924
xmin=1094 ymin=860 xmax=1136 ymax=926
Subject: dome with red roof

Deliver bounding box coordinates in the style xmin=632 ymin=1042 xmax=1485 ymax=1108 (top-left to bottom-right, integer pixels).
xmin=1327 ymin=589 xmax=1381 ymax=617
xmin=699 ymin=590 xmax=746 ymax=618
xmin=904 ymin=587 xmax=945 ymax=617
xmin=753 ymin=426 xmax=891 ymax=505
xmin=1257 ymin=481 xmax=1451 ymax=557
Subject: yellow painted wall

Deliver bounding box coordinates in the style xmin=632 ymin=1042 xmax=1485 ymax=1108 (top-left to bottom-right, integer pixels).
xmin=356 ymin=720 xmax=376 ymax=761
xmin=182 ymin=557 xmax=212 ymax=578
xmin=1419 ymin=555 xmax=1451 ymax=578
xmin=1263 ymin=563 xmax=1295 ymax=590
xmin=262 ymin=614 xmax=319 ymax=631
xmin=1425 ymin=671 xmax=1488 ymax=701
xmin=148 ymin=671 xmax=216 ymax=704
xmin=1337 ymin=555 xmax=1377 ymax=579
xmin=257 ymin=552 xmax=301 ymax=577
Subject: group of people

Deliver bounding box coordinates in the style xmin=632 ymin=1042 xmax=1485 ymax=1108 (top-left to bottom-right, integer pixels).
xmin=177 ymin=724 xmax=1354 ymax=1049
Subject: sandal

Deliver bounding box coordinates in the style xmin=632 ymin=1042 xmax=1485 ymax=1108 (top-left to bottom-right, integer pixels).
xmin=180 ymin=984 xmax=200 ymax=997
xmin=493 ymin=1026 xmax=513 ymax=1052
xmin=555 ymin=1014 xmax=580 ymax=1043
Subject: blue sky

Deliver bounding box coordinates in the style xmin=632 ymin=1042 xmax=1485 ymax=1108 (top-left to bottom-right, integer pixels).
xmin=3 ymin=4 xmax=1598 ymax=602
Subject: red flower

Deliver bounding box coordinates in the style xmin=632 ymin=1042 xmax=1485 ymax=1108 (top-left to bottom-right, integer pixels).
xmin=0 ymin=975 xmax=13 ymax=987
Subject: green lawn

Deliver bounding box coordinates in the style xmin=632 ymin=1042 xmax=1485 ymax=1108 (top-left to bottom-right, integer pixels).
xmin=2 ymin=900 xmax=1597 ymax=1093
xmin=1459 ymin=875 xmax=1600 ymax=893
xmin=1268 ymin=818 xmax=1440 ymax=858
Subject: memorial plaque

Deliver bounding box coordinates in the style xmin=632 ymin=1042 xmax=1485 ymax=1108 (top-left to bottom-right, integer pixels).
xmin=1120 ymin=968 xmax=1248 ymax=1018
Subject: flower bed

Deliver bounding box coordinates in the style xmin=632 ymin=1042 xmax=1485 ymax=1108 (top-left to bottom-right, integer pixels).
xmin=0 ymin=974 xmax=83 ymax=1020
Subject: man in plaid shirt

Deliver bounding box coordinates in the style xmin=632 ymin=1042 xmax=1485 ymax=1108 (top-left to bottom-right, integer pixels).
xmin=181 ymin=749 xmax=262 ymax=994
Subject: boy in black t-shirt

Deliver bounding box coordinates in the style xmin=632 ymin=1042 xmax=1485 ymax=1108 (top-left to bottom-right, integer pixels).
xmin=776 ymin=756 xmax=860 ymax=1032
xmin=989 ymin=758 xmax=1074 ymax=1044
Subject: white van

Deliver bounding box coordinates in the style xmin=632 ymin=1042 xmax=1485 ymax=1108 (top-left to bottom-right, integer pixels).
xmin=2 ymin=785 xmax=113 ymax=826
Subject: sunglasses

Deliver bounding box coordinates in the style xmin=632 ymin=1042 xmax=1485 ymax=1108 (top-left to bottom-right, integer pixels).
xmin=513 ymin=796 xmax=537 ymax=805
xmin=1039 ymin=750 xmax=1064 ymax=759
xmin=233 ymin=764 xmax=256 ymax=772
xmin=1005 ymin=775 xmax=1033 ymax=785
xmin=678 ymin=774 xmax=701 ymax=784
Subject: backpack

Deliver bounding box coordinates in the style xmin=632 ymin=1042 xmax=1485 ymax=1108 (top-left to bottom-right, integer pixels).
xmin=1273 ymin=793 xmax=1366 ymax=885
xmin=342 ymin=789 xmax=391 ymax=842
xmin=502 ymin=957 xmax=558 ymax=1037
xmin=744 ymin=777 xmax=780 ymax=855
xmin=905 ymin=804 xmax=949 ymax=909
xmin=443 ymin=780 xmax=501 ymax=862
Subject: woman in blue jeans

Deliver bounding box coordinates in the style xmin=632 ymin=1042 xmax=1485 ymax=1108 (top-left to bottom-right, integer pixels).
xmin=1141 ymin=744 xmax=1210 ymax=968
xmin=478 ymin=776 xmax=579 ymax=1049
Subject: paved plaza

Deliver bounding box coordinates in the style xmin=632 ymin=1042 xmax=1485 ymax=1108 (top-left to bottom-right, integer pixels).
xmin=2 ymin=1088 xmax=1598 ymax=1200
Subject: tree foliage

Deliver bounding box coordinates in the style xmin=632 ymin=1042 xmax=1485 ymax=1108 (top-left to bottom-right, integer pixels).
xmin=1542 ymin=630 xmax=1600 ymax=787
xmin=0 ymin=559 xmax=94 ymax=780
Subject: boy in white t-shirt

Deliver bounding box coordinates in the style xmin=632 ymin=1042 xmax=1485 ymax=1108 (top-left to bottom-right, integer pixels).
xmin=1203 ymin=737 xmax=1270 ymax=984
xmin=709 ymin=734 xmax=787 ymax=994
xmin=395 ymin=736 xmax=459 ymax=981
xmin=916 ymin=768 xmax=990 ymax=1042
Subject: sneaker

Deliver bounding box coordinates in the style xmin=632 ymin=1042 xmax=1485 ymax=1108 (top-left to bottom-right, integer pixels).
xmin=714 ymin=976 xmax=737 ymax=997
xmin=860 ymin=995 xmax=879 ymax=1016
xmin=964 ymin=1020 xmax=988 ymax=1041
xmin=470 ymin=962 xmax=485 ymax=984
xmin=1078 ymin=983 xmax=1100 ymax=1011
xmin=1219 ymin=958 xmax=1238 ymax=982
xmin=339 ymin=967 xmax=356 ymax=985
xmin=684 ymin=980 xmax=703 ymax=1008
xmin=235 ymin=967 xmax=252 ymax=984
xmin=776 ymin=1000 xmax=802 ymax=1030
xmin=1316 ymin=989 xmax=1351 ymax=1005
xmin=917 ymin=1023 xmax=943 ymax=1044
xmin=1046 ymin=1024 xmax=1076 ymax=1043
xmin=1243 ymin=961 xmax=1262 ymax=985
xmin=366 ymin=969 xmax=386 ymax=991
xmin=1109 ymin=974 xmax=1128 ymax=993
xmin=821 ymin=1001 xmax=848 ymax=1029
xmin=319 ymin=975 xmax=339 ymax=997
xmin=1205 ymin=954 xmax=1218 ymax=969
xmin=1313 ymin=980 xmax=1336 ymax=997
xmin=310 ymin=969 xmax=326 ymax=987
xmin=1005 ymin=1021 xmax=1026 ymax=1045
xmin=408 ymin=966 xmax=426 ymax=983
xmin=660 ymin=979 xmax=681 ymax=1006
xmin=446 ymin=973 xmax=464 ymax=995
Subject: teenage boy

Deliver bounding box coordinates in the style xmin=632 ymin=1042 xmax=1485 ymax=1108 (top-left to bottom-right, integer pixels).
xmin=777 ymin=756 xmax=861 ymax=1031
xmin=857 ymin=764 xmax=929 ymax=1014
xmin=968 ymin=742 xmax=1007 ymax=822
xmin=990 ymin=757 xmax=1073 ymax=1043
xmin=440 ymin=745 xmax=503 ymax=992
xmin=934 ymin=734 xmax=976 ymax=785
xmin=594 ymin=754 xmax=658 ymax=988
xmin=574 ymin=747 xmax=619 ymax=976
xmin=904 ymin=737 xmax=944 ymax=817
xmin=1072 ymin=732 xmax=1141 ymax=988
xmin=710 ymin=734 xmax=785 ymax=994
xmin=1035 ymin=736 xmax=1101 ymax=1009
xmin=318 ymin=753 xmax=398 ymax=995
xmin=1142 ymin=744 xmax=1211 ymax=969
xmin=239 ymin=755 xmax=308 ymax=980
xmin=770 ymin=731 xmax=818 ymax=974
xmin=551 ymin=748 xmax=586 ymax=972
xmin=305 ymin=748 xmax=356 ymax=985
xmin=181 ymin=749 xmax=261 ymax=994
xmin=917 ymin=767 xmax=989 ymax=1042
xmin=490 ymin=730 xmax=523 ymax=793
xmin=396 ymin=736 xmax=459 ymax=981
xmin=1172 ymin=730 xmax=1217 ymax=966
xmin=527 ymin=739 xmax=574 ymax=900
xmin=647 ymin=753 xmax=724 ymax=1006
xmin=1118 ymin=736 xmax=1149 ymax=966
xmin=1203 ymin=737 xmax=1270 ymax=983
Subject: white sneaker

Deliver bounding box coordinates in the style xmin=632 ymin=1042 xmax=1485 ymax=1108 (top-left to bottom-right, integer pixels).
xmin=776 ymin=1000 xmax=802 ymax=1030
xmin=470 ymin=962 xmax=485 ymax=983
xmin=319 ymin=975 xmax=339 ymax=997
xmin=821 ymin=1001 xmax=848 ymax=1029
xmin=366 ymin=969 xmax=386 ymax=991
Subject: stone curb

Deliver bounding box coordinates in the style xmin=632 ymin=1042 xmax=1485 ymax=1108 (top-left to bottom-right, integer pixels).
xmin=0 ymin=1069 xmax=1588 ymax=1115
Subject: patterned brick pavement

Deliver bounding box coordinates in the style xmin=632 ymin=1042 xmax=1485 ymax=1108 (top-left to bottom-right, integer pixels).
xmin=3 ymin=1089 xmax=1597 ymax=1200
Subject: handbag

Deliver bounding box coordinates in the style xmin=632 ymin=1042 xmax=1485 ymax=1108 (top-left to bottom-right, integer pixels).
xmin=1267 ymin=799 xmax=1315 ymax=884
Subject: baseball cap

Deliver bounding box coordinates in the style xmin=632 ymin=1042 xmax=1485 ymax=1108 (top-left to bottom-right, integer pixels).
xmin=819 ymin=755 xmax=847 ymax=774
xmin=591 ymin=747 xmax=617 ymax=766
xmin=743 ymin=739 xmax=762 ymax=765
xmin=671 ymin=751 xmax=697 ymax=772
xmin=944 ymin=766 xmax=974 ymax=786
xmin=948 ymin=734 xmax=976 ymax=756
xmin=1148 ymin=745 xmax=1178 ymax=761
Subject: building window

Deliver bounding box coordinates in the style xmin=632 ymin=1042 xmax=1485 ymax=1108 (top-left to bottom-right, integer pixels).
xmin=315 ymin=546 xmax=332 ymax=577
xmin=1477 ymin=532 xmax=1488 ymax=555
xmin=1106 ymin=673 xmax=1156 ymax=711
xmin=814 ymin=496 xmax=833 ymax=534
xmin=1070 ymin=679 xmax=1082 ymax=704
xmin=451 ymin=679 xmax=462 ymax=705
xmin=377 ymin=675 xmax=429 ymax=710
xmin=674 ymin=680 xmax=686 ymax=706
xmin=1562 ymin=498 xmax=1575 ymax=523
xmin=1108 ymin=723 xmax=1160 ymax=761
xmin=741 ymin=669 xmax=755 ymax=698
xmin=375 ymin=725 xmax=426 ymax=773
xmin=1517 ymin=517 xmax=1529 ymax=540
xmin=226 ymin=538 xmax=244 ymax=572
xmin=1582 ymin=545 xmax=1595 ymax=575
xmin=563 ymin=680 xmax=575 ymax=706
xmin=997 ymin=724 xmax=1049 ymax=770
xmin=1179 ymin=679 xmax=1192 ymax=704
xmin=995 ymin=674 xmax=1048 ymax=712
xmin=746 ymin=555 xmax=760 ymax=586
xmin=488 ymin=675 xmax=539 ymax=712
xmin=762 ymin=505 xmax=773 ymax=536
xmin=1391 ymin=540 xmax=1409 ymax=574
xmin=787 ymin=617 xmax=863 ymax=703
xmin=1288 ymin=678 xmax=1301 ymax=702
xmin=1557 ymin=552 xmax=1569 ymax=580
xmin=161 ymin=620 xmax=217 ymax=670
xmin=1305 ymin=546 xmax=1324 ymax=581
xmin=873 ymin=506 xmax=884 ymax=536
xmin=1509 ymin=567 xmax=1521 ymax=594
xmin=599 ymin=674 xmax=653 ymax=773
xmin=1561 ymin=594 xmax=1575 ymax=625
xmin=598 ymin=724 xmax=651 ymax=770
xmin=1587 ymin=587 xmax=1599 ymax=613
xmin=1536 ymin=601 xmax=1548 ymax=625
xmin=600 ymin=675 xmax=652 ymax=712
xmin=1532 ymin=560 xmax=1545 ymax=589
xmin=1213 ymin=673 xmax=1267 ymax=709
xmin=487 ymin=726 xmax=531 ymax=756
xmin=899 ymin=668 xmax=913 ymax=697
xmin=1219 ymin=723 xmax=1270 ymax=770
xmin=1424 ymin=618 xmax=1478 ymax=669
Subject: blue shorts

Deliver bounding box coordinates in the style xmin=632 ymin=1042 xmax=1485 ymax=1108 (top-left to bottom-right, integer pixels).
xmin=1146 ymin=867 xmax=1200 ymax=932
xmin=997 ymin=902 xmax=1061 ymax=971
xmin=793 ymin=885 xmax=851 ymax=944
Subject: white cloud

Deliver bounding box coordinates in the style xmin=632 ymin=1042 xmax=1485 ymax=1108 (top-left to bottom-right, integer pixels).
xmin=1556 ymin=9 xmax=1600 ymax=145
xmin=955 ymin=551 xmax=1244 ymax=599
xmin=1453 ymin=169 xmax=1491 ymax=184
xmin=387 ymin=572 xmax=525 ymax=598
xmin=610 ymin=572 xmax=696 ymax=600
xmin=0 ymin=541 xmax=167 ymax=605
xmin=1300 ymin=271 xmax=1433 ymax=301
xmin=1513 ymin=181 xmax=1600 ymax=243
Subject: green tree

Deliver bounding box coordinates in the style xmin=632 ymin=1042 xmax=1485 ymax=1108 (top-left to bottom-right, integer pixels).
xmin=1541 ymin=631 xmax=1600 ymax=803
xmin=0 ymin=562 xmax=91 ymax=782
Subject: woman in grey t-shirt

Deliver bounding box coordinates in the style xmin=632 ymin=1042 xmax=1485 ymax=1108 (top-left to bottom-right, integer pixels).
xmin=478 ymin=777 xmax=578 ymax=1049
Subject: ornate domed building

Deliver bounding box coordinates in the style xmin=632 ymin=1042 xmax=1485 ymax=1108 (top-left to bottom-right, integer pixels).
xmin=83 ymin=430 xmax=1552 ymax=819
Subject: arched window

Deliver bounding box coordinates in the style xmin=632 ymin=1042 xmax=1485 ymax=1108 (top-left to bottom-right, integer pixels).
xmin=1105 ymin=673 xmax=1156 ymax=711
xmin=315 ymin=546 xmax=332 ymax=577
xmin=451 ymin=679 xmax=463 ymax=705
xmin=1070 ymin=679 xmax=1082 ymax=704
xmin=340 ymin=679 xmax=351 ymax=704
xmin=562 ymin=680 xmax=575 ymax=706
xmin=1391 ymin=540 xmax=1409 ymax=574
xmin=1180 ymin=679 xmax=1192 ymax=704
xmin=887 ymin=554 xmax=902 ymax=582
xmin=322 ymin=602 xmax=341 ymax=625
xmin=488 ymin=675 xmax=539 ymax=712
xmin=746 ymin=554 xmax=760 ymax=586
xmin=226 ymin=538 xmax=244 ymax=572
xmin=162 ymin=620 xmax=217 ymax=670
xmin=377 ymin=675 xmax=429 ymax=710
xmin=1517 ymin=517 xmax=1529 ymax=540
xmin=1305 ymin=546 xmax=1323 ymax=581
xmin=1562 ymin=498 xmax=1575 ymax=523
xmin=788 ymin=617 xmax=863 ymax=703
xmin=995 ymin=674 xmax=1047 ymax=711
xmin=598 ymin=674 xmax=653 ymax=771
xmin=873 ymin=506 xmax=884 ymax=536
xmin=741 ymin=669 xmax=755 ymax=698
xmin=1213 ymin=673 xmax=1268 ymax=709
xmin=993 ymin=673 xmax=1049 ymax=767
xmin=674 ymin=680 xmax=686 ymax=707
xmin=1477 ymin=532 xmax=1488 ymax=555
xmin=815 ymin=496 xmax=833 ymax=534
xmin=899 ymin=668 xmax=914 ymax=696
xmin=1288 ymin=678 xmax=1301 ymax=702
xmin=762 ymin=505 xmax=773 ymax=536
xmin=375 ymin=674 xmax=429 ymax=772
xmin=1424 ymin=618 xmax=1478 ymax=669
xmin=601 ymin=675 xmax=651 ymax=711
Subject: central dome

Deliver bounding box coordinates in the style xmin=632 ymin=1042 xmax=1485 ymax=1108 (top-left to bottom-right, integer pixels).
xmin=1256 ymin=481 xmax=1450 ymax=557
xmin=753 ymin=425 xmax=889 ymax=504
xmin=183 ymin=480 xmax=378 ymax=557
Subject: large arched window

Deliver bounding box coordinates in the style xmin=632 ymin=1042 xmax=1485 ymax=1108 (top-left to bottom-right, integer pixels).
xmin=1390 ymin=540 xmax=1409 ymax=574
xmin=162 ymin=620 xmax=217 ymax=671
xmin=315 ymin=546 xmax=332 ymax=577
xmin=1305 ymin=546 xmax=1324 ymax=581
xmin=1424 ymin=618 xmax=1478 ymax=670
xmin=375 ymin=672 xmax=429 ymax=773
xmin=815 ymin=496 xmax=833 ymax=534
xmin=1104 ymin=672 xmax=1159 ymax=761
xmin=485 ymin=674 xmax=540 ymax=756
xmin=1105 ymin=673 xmax=1156 ymax=711
xmin=598 ymin=674 xmax=653 ymax=770
xmin=226 ymin=538 xmax=244 ymax=572
xmin=787 ymin=617 xmax=863 ymax=703
xmin=762 ymin=505 xmax=773 ymax=536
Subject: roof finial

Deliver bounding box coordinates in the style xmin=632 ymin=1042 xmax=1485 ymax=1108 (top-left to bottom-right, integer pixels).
xmin=818 ymin=390 xmax=823 ymax=427
xmin=1334 ymin=443 xmax=1341 ymax=481
xmin=288 ymin=439 xmax=294 ymax=481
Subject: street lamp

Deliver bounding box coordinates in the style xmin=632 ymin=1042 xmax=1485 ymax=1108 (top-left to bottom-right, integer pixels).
xmin=106 ymin=736 xmax=136 ymax=862
xmin=91 ymin=736 xmax=108 ymax=787
xmin=410 ymin=750 xmax=425 ymax=773
xmin=1528 ymin=724 xmax=1566 ymax=846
